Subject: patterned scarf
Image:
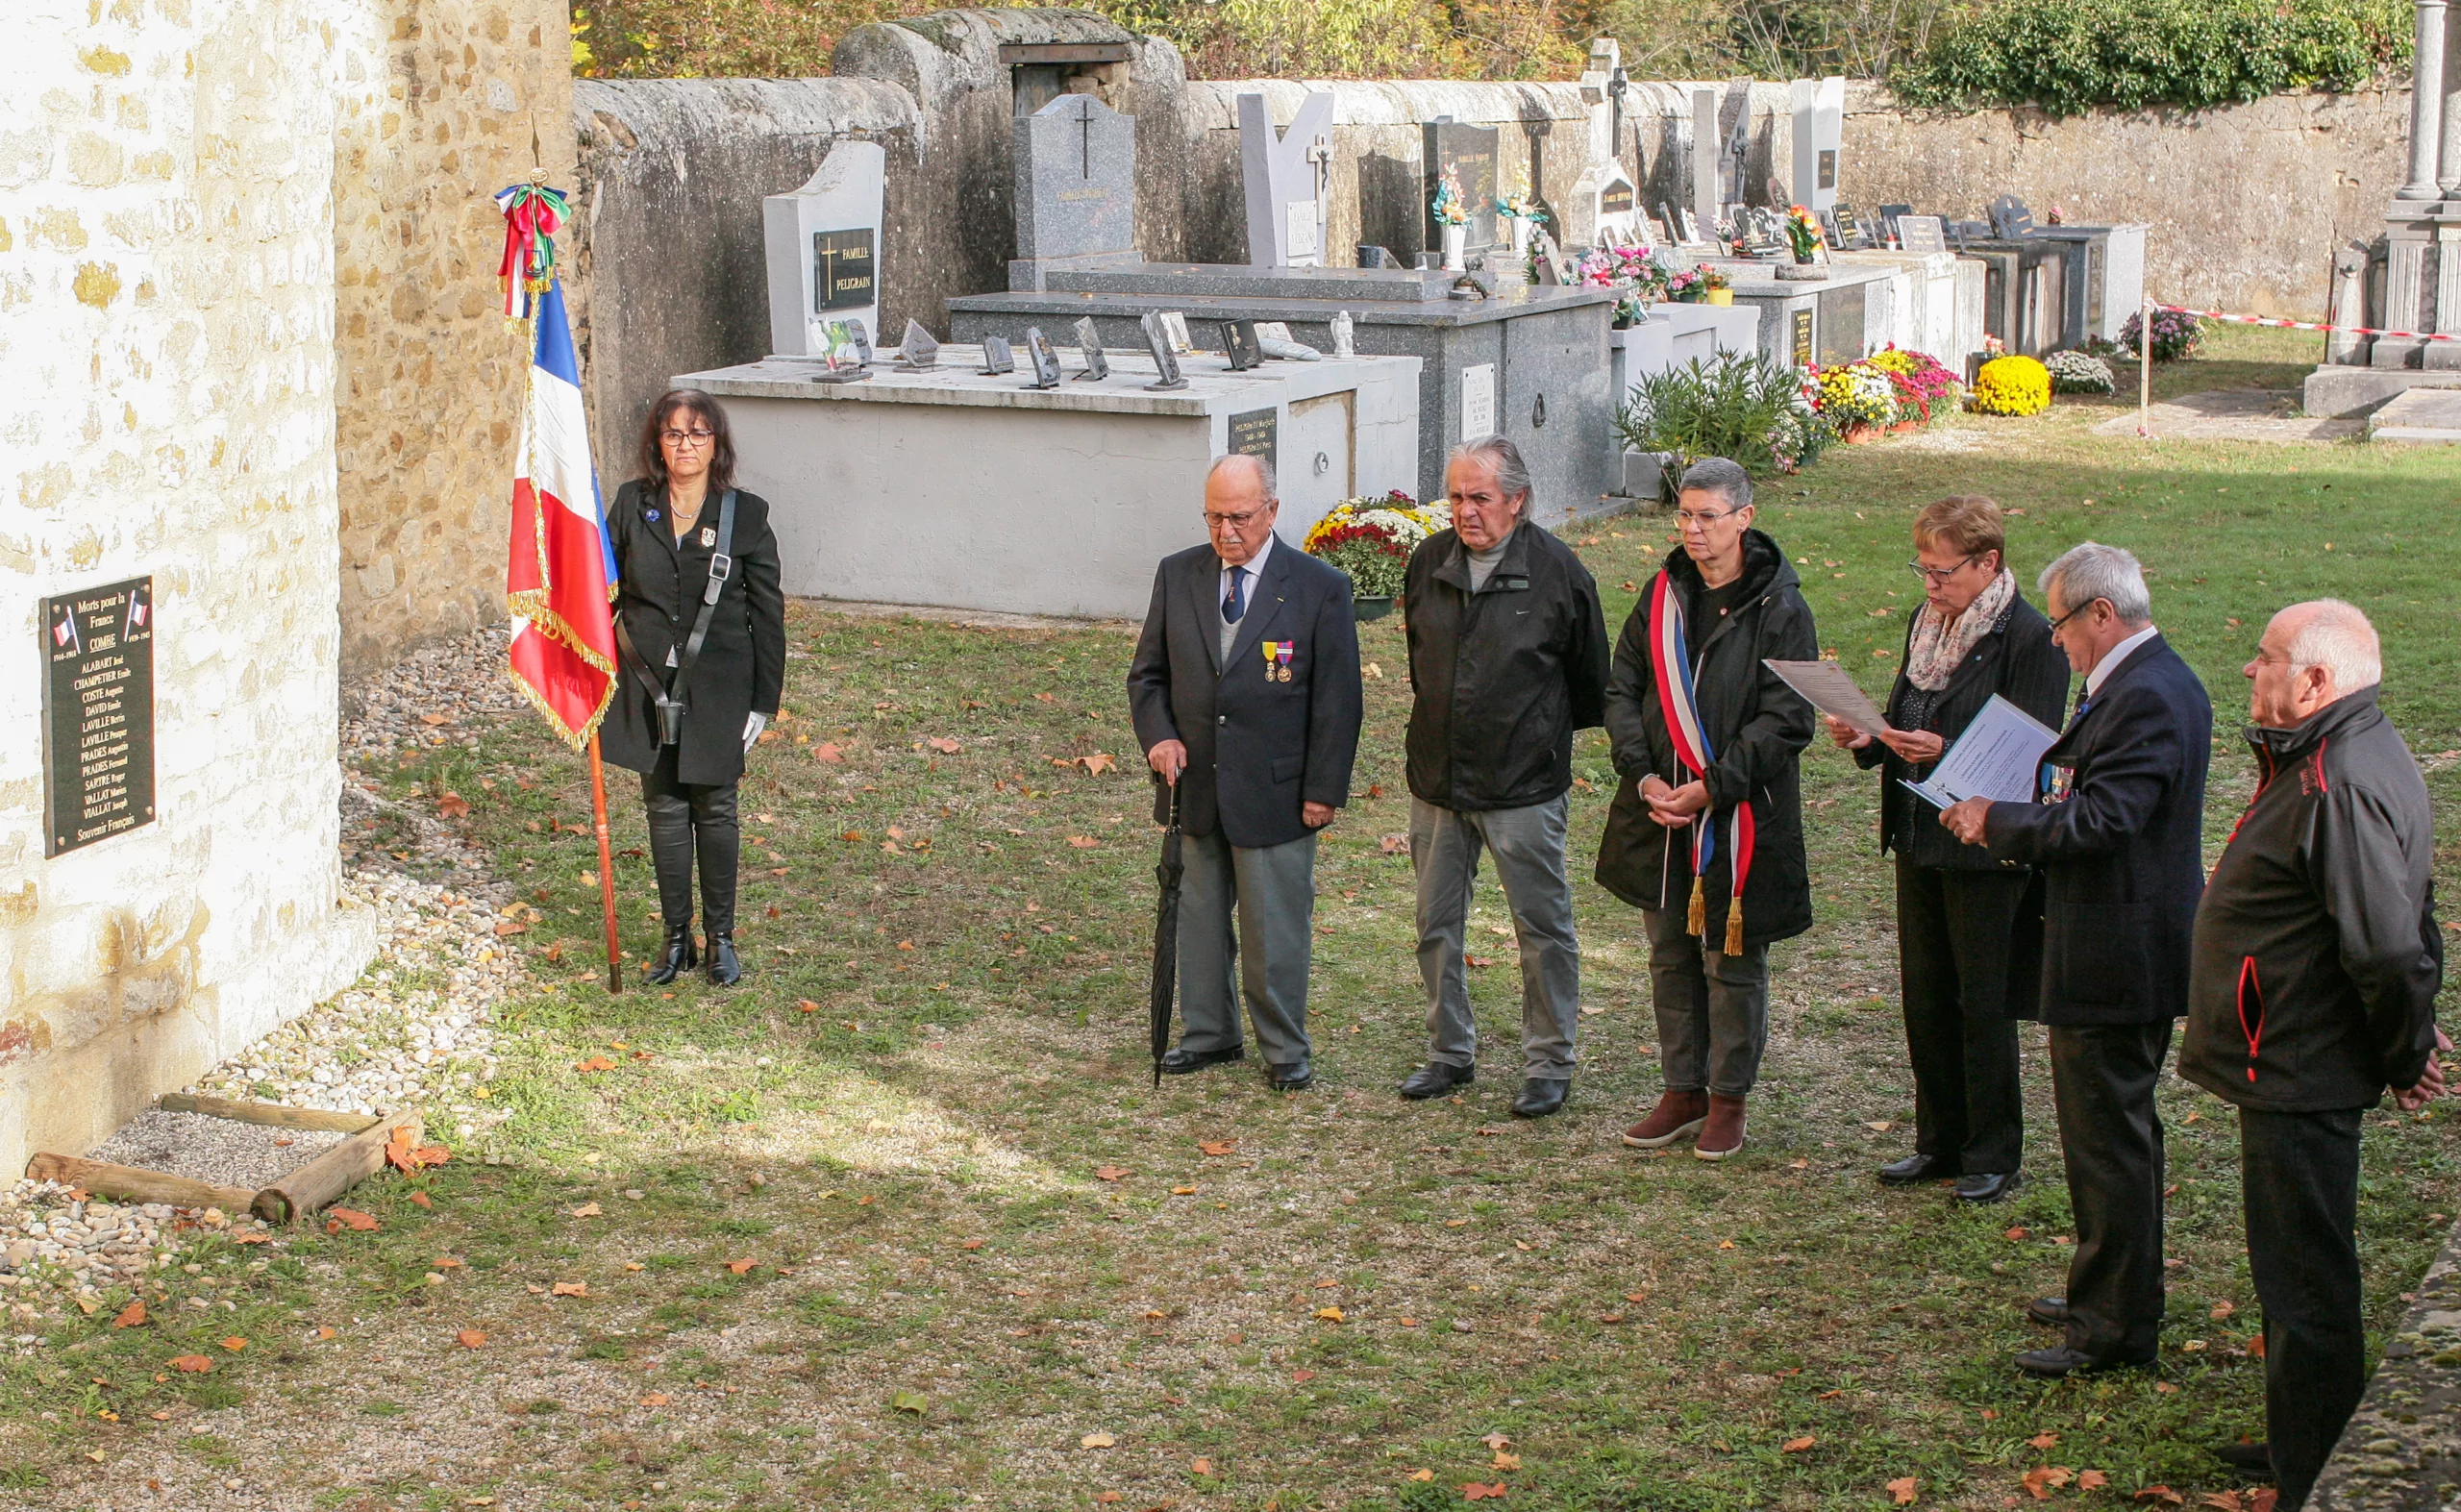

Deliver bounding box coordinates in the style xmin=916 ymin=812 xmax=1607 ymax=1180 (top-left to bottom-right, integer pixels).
xmin=1904 ymin=569 xmax=2016 ymax=692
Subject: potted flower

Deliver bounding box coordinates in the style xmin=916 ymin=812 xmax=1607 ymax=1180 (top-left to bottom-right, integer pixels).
xmin=1303 ymin=491 xmax=1454 ymax=619
xmin=1701 ymin=265 xmax=1733 ymax=306
xmin=1813 ymin=360 xmax=1900 ymax=442
xmin=1666 ymin=265 xmax=1704 ymax=304
xmin=1784 ymin=205 xmax=1824 ymax=265
xmin=1431 ymin=171 xmax=1470 ymax=271
xmin=1496 ymin=179 xmax=1547 ymax=258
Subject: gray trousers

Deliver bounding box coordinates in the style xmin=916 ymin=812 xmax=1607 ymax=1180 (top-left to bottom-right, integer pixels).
xmin=1411 ymin=794 xmax=1582 ymax=1078
xmin=1177 ymin=828 xmax=1316 ymax=1070
xmin=1642 ymin=904 xmax=1771 ymax=1096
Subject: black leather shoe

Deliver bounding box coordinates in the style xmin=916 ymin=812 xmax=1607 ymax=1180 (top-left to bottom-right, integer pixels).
xmin=1878 ymin=1153 xmax=1956 ymax=1186
xmin=1511 ymin=1078 xmax=1570 ymax=1118
xmin=2026 ymin=1296 xmax=2070 ymax=1328
xmin=705 ymin=932 xmax=742 ymax=986
xmin=644 ymin=924 xmax=698 ymax=984
xmin=1955 ymin=1171 xmax=2023 ymax=1203
xmin=2213 ymin=1441 xmax=2273 ymax=1473
xmin=1399 ymin=1062 xmax=1475 ymax=1100
xmin=1267 ymin=1064 xmax=1313 ymax=1091
xmin=2015 ymin=1345 xmax=2152 ymax=1378
xmin=1160 ymin=1045 xmax=1246 ymax=1075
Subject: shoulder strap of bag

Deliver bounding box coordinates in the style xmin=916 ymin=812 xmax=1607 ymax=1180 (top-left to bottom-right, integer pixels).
xmin=668 ymin=488 xmax=737 ymax=705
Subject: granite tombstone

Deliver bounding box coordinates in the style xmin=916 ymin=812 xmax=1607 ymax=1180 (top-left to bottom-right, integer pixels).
xmin=1239 ymin=90 xmax=1335 ymax=268
xmin=1011 ymin=94 xmax=1140 ymax=290
xmin=1423 ymin=118 xmax=1501 ymax=257
xmin=763 ymin=140 xmax=885 ymax=360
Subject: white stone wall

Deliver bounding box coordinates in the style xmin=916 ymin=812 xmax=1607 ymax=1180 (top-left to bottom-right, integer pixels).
xmin=0 ymin=0 xmax=376 ymax=1174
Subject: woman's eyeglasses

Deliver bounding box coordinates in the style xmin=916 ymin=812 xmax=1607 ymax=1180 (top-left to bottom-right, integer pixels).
xmin=660 ymin=429 xmax=716 ymax=448
xmin=1906 ymin=554 xmax=1979 ymax=583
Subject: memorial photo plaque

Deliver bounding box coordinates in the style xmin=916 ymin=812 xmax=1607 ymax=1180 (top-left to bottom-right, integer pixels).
xmin=981 ymin=335 xmax=1017 ymax=375
xmin=1159 ymin=311 xmax=1194 ymax=354
xmin=1023 ymin=326 xmax=1063 ymax=388
xmin=1222 ymin=319 xmax=1263 ymax=371
xmin=897 ymin=319 xmax=941 ymax=371
xmin=42 ymin=575 xmax=155 ymax=857
xmin=811 ymin=229 xmax=877 ymax=313
xmin=1139 ymin=311 xmax=1187 ymax=390
xmin=1071 ymin=316 xmax=1111 ymax=382
xmin=1791 ymin=309 xmax=1815 ymax=369
xmin=1228 ymin=407 xmax=1279 ymax=469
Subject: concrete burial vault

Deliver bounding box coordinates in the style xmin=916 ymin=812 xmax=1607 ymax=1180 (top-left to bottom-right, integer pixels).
xmin=677 ymin=346 xmax=1421 ymax=622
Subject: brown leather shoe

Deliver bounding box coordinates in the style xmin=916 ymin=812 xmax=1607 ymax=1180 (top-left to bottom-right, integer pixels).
xmin=1622 ymin=1089 xmax=1708 ymax=1149
xmin=1693 ymin=1094 xmax=1748 ymax=1161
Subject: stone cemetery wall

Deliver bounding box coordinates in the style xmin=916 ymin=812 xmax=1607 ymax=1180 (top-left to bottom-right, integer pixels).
xmin=0 ymin=0 xmax=381 ymax=1175
xmin=331 ymin=0 xmax=576 ymax=675
xmin=1617 ymin=81 xmax=2409 ymax=321
xmin=1177 ymin=81 xmax=1591 ymax=267
xmin=568 ymin=78 xmax=921 ymax=489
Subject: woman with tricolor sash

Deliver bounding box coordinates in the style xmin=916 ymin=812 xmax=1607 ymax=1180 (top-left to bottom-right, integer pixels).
xmin=1826 ymin=495 xmax=2068 ymax=1204
xmin=1597 ymin=458 xmax=1818 ymax=1161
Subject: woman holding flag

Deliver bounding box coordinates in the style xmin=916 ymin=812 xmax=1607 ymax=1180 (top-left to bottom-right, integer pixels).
xmin=1597 ymin=459 xmax=1818 ymax=1161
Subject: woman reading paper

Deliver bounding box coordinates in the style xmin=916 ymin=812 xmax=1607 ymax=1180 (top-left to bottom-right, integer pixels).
xmin=1825 ymin=496 xmax=2068 ymax=1202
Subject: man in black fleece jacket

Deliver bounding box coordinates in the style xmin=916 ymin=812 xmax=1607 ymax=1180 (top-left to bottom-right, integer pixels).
xmin=2181 ymin=599 xmax=2448 ymax=1509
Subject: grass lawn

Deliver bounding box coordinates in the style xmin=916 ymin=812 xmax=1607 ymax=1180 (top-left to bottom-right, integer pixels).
xmin=8 ymin=326 xmax=2461 ymax=1511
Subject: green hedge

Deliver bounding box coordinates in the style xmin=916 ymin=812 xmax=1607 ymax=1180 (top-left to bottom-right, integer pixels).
xmin=1893 ymin=0 xmax=2412 ymax=117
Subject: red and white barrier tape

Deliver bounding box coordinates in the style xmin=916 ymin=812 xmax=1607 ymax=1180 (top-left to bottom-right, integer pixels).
xmin=2153 ymin=302 xmax=2460 ymax=343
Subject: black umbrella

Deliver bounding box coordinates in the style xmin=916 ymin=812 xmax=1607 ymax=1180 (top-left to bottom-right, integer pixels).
xmin=1148 ymin=776 xmax=1184 ymax=1087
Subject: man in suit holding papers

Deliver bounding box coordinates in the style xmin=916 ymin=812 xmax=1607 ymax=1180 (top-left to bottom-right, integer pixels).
xmin=1940 ymin=542 xmax=2211 ymax=1378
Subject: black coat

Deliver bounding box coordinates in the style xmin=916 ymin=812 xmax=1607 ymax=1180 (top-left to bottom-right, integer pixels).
xmin=2180 ymin=689 xmax=2443 ymax=1111
xmin=1982 ymin=633 xmax=2211 ymax=1026
xmin=1594 ymin=531 xmax=1819 ymax=945
xmin=1401 ymin=521 xmax=1611 ymax=812
xmin=1853 ymin=590 xmax=2072 ymax=871
xmin=1126 ymin=536 xmax=1364 ymax=850
xmin=599 ymin=480 xmax=786 ymax=786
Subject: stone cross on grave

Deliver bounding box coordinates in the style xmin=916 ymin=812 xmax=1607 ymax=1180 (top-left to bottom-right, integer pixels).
xmin=1009 ymin=92 xmax=1141 ymax=290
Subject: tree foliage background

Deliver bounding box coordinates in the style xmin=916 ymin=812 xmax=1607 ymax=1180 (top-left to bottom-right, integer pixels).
xmin=571 ymin=0 xmax=2412 ymax=115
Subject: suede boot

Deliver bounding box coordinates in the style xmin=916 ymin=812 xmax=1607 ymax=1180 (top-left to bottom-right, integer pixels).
xmin=1622 ymin=1089 xmax=1709 ymax=1149
xmin=1694 ymin=1094 xmax=1749 ymax=1161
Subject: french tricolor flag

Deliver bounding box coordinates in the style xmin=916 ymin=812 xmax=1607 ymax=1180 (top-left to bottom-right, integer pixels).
xmin=505 ymin=277 xmax=617 ymax=748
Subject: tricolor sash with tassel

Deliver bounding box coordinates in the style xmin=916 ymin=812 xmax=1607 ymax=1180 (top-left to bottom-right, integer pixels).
xmin=1648 ymin=570 xmax=1756 ymax=955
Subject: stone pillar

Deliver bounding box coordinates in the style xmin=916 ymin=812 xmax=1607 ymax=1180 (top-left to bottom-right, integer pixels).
xmin=2403 ymin=0 xmax=2449 ymax=199
xmin=2328 ymin=246 xmax=2373 ymax=364
xmin=2428 ymin=225 xmax=2461 ymax=368
xmin=2446 ymin=14 xmax=2461 ymax=195
xmin=2376 ymin=224 xmax=2434 ymax=364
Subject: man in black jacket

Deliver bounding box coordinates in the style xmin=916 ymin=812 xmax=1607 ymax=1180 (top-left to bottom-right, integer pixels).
xmin=1599 ymin=458 xmax=1818 ymax=1161
xmin=1942 ymin=541 xmax=2210 ymax=1378
xmin=2179 ymin=600 xmax=2445 ymax=1508
xmin=1397 ymin=435 xmax=1611 ymax=1119
xmin=1128 ymin=454 xmax=1364 ymax=1091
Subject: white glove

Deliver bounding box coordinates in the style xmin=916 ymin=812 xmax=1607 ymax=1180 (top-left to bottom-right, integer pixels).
xmin=742 ymin=711 xmax=768 ymax=753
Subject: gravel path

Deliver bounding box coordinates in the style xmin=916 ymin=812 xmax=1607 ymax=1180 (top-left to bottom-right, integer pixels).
xmin=0 ymin=626 xmax=536 ymax=1335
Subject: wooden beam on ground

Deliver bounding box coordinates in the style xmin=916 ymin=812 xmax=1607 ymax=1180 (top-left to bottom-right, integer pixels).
xmin=154 ymin=1093 xmax=382 ymax=1135
xmin=24 ymin=1153 xmax=258 ymax=1215
xmin=252 ymin=1111 xmax=420 ymax=1226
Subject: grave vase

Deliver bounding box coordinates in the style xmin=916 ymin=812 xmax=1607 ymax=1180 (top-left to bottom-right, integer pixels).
xmin=1441 ymin=223 xmax=1468 ymax=271
xmin=1705 ymin=287 xmax=1734 ymax=306
xmin=1509 ymin=216 xmax=1532 ymax=258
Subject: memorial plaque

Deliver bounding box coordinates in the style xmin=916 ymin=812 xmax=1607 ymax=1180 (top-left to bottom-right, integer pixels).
xmin=42 ymin=575 xmax=155 ymax=857
xmin=1071 ymin=316 xmax=1111 ymax=382
xmin=1159 ymin=311 xmax=1193 ymax=354
xmin=1139 ymin=311 xmax=1187 ymax=390
xmin=1228 ymin=407 xmax=1279 ymax=469
xmin=1817 ymin=282 xmax=1868 ymax=367
xmin=897 ymin=318 xmax=940 ymax=371
xmin=1897 ymin=214 xmax=1948 ymax=256
xmin=1790 ymin=309 xmax=1814 ymax=369
xmin=812 ymin=229 xmax=877 ymax=313
xmin=1461 ymin=362 xmax=1496 ymax=438
xmin=1023 ymin=326 xmax=1062 ymax=388
xmin=1222 ymin=319 xmax=1263 ymax=372
xmin=981 ymin=335 xmax=1016 ymax=375
xmin=1601 ymin=182 xmax=1634 ymax=217
xmin=1818 ymin=149 xmax=1837 ymax=191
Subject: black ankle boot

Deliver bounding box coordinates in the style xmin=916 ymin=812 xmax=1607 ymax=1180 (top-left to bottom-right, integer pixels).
xmin=705 ymin=932 xmax=742 ymax=986
xmin=644 ymin=924 xmax=697 ymax=984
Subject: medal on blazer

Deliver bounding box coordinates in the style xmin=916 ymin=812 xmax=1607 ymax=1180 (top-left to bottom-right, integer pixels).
xmin=1262 ymin=640 xmax=1295 ymax=682
xmin=700 ymin=527 xmax=717 ymax=548
xmin=1649 ymin=570 xmax=1754 ymax=955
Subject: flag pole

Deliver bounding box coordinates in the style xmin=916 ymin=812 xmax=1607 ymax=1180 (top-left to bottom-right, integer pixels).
xmin=588 ymin=733 xmax=622 ymax=993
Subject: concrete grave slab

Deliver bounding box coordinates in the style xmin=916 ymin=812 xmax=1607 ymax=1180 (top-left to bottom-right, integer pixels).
xmin=2370 ymin=384 xmax=2461 ymax=441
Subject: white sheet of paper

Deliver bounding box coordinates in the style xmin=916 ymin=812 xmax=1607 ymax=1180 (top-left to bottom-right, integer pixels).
xmin=1763 ymin=658 xmax=1887 ymax=737
xmin=1899 ymin=693 xmax=2059 ymax=808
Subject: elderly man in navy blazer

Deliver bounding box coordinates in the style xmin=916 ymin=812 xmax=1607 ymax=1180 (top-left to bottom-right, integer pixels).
xmin=1128 ymin=453 xmax=1365 ymax=1091
xmin=1943 ymin=541 xmax=2211 ymax=1378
